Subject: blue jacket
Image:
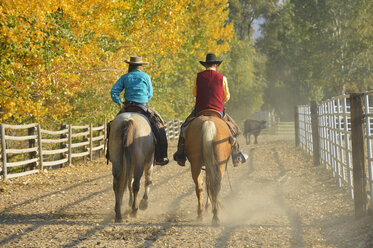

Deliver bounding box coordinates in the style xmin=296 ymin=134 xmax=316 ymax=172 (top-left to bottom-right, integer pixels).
xmin=111 ymin=69 xmax=153 ymax=105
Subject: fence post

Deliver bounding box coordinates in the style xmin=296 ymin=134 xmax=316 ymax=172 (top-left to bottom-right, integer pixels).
xmin=294 ymin=106 xmax=300 ymax=147
xmin=104 ymin=119 xmax=107 ymax=157
xmin=28 ymin=126 xmax=37 ymax=169
xmin=61 ymin=124 xmax=67 ymax=166
xmin=350 ymin=93 xmax=367 ymax=219
xmin=1 ymin=124 xmax=7 ymax=180
xmin=89 ymin=124 xmax=93 ymax=161
xmin=68 ymin=124 xmax=72 ymax=166
xmin=310 ymin=101 xmax=320 ymax=166
xmin=37 ymin=124 xmax=43 ymax=171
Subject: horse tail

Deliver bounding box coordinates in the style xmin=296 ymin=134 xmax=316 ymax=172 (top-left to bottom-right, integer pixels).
xmin=202 ymin=120 xmax=221 ymax=206
xmin=122 ymin=119 xmax=134 ymax=191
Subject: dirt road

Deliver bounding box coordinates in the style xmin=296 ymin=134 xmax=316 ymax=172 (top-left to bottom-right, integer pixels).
xmin=0 ymin=135 xmax=372 ymax=247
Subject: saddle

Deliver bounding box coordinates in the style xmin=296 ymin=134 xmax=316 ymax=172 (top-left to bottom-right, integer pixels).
xmin=196 ymin=109 xmax=223 ymax=119
xmin=182 ymin=109 xmax=237 ymax=140
xmin=121 ymin=103 xmax=148 ymax=116
xmin=181 ymin=109 xmax=223 ymax=138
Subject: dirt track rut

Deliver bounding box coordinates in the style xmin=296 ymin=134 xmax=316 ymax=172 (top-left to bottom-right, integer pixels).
xmin=0 ymin=135 xmax=372 ymax=247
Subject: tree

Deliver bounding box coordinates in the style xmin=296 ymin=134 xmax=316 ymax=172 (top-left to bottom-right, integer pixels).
xmin=256 ymin=0 xmax=373 ymax=120
xmin=0 ymin=0 xmax=234 ymax=124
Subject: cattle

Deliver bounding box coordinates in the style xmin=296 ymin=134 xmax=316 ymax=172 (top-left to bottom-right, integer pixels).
xmin=243 ymin=119 xmax=267 ymax=145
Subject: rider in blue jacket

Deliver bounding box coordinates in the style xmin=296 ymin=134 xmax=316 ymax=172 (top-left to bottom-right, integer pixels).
xmin=110 ymin=56 xmax=169 ymax=166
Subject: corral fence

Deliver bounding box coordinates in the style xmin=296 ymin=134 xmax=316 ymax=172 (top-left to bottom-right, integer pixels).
xmin=164 ymin=120 xmax=183 ymax=140
xmin=295 ymin=91 xmax=373 ymax=218
xmin=0 ymin=120 xmax=183 ymax=181
xmin=1 ymin=116 xmax=298 ymax=182
xmin=0 ymin=122 xmax=107 ymax=180
xmin=251 ymin=111 xmax=294 ymax=135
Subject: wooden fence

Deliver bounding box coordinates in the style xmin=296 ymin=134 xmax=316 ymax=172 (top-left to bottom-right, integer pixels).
xmin=0 ymin=122 xmax=107 ymax=180
xmin=0 ymin=117 xmax=296 ymax=182
xmin=295 ymin=91 xmax=373 ymax=218
xmin=0 ymin=120 xmax=184 ymax=181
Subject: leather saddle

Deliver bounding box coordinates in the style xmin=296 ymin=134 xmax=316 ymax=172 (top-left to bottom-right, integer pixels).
xmin=196 ymin=109 xmax=223 ymax=119
xmin=121 ymin=103 xmax=148 ymax=116
xmin=196 ymin=109 xmax=237 ymax=140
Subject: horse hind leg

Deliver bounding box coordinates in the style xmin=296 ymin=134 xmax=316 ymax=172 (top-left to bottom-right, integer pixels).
xmin=204 ymin=195 xmax=210 ymax=211
xmin=130 ymin=167 xmax=143 ymax=217
xmin=113 ymin=168 xmax=126 ymax=223
xmin=139 ymin=164 xmax=153 ymax=210
xmin=192 ymin=166 xmax=204 ymax=220
xmin=128 ymin=178 xmax=134 ymax=207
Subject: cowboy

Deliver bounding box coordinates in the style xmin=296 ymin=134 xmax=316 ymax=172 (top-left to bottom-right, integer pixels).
xmin=173 ymin=53 xmax=248 ymax=167
xmin=110 ymin=56 xmax=169 ymax=166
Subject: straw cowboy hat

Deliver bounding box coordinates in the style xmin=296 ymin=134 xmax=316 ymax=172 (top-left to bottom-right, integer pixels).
xmin=199 ymin=53 xmax=222 ymax=66
xmin=124 ymin=56 xmax=149 ymax=65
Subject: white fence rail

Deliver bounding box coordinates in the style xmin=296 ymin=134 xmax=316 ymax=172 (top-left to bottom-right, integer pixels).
xmin=296 ymin=91 xmax=373 ymax=217
xmin=0 ymin=122 xmax=107 ymax=180
xmin=0 ymin=120 xmax=183 ymax=180
xmin=165 ymin=120 xmax=183 ymax=140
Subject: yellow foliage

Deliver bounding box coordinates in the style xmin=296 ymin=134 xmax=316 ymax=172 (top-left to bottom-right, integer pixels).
xmin=0 ymin=0 xmax=233 ymax=124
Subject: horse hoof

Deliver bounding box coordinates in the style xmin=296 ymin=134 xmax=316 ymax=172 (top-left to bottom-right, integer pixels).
xmin=115 ymin=217 xmax=123 ymax=223
xmin=212 ymin=217 xmax=220 ymax=227
xmin=139 ymin=199 xmax=148 ymax=210
xmin=130 ymin=209 xmax=138 ymax=218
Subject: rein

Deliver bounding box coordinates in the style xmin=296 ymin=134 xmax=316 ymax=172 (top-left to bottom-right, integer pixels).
xmin=201 ymin=164 xmax=233 ymax=192
xmin=225 ymin=163 xmax=233 ymax=192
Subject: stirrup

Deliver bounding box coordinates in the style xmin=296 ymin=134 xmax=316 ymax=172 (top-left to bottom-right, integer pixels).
xmin=155 ymin=157 xmax=169 ymax=166
xmin=173 ymin=152 xmax=186 ymax=166
xmin=236 ymin=152 xmax=248 ymax=163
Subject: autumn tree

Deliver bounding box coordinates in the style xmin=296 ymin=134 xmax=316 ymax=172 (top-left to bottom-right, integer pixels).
xmin=0 ymin=0 xmax=234 ymax=124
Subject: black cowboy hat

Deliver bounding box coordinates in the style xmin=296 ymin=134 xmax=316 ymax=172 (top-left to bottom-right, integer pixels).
xmin=124 ymin=56 xmax=149 ymax=65
xmin=199 ymin=53 xmax=222 ymax=66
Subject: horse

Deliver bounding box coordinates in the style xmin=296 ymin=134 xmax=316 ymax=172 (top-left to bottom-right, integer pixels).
xmin=184 ymin=111 xmax=233 ymax=226
xmin=108 ymin=112 xmax=155 ymax=223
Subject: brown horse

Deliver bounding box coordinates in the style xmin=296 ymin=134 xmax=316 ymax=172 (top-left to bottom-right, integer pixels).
xmin=184 ymin=112 xmax=232 ymax=226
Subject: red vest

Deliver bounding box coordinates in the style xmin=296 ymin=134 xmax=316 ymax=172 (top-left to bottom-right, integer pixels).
xmin=194 ymin=70 xmax=224 ymax=111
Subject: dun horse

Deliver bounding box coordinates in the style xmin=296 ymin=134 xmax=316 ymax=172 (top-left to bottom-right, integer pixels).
xmin=108 ymin=112 xmax=154 ymax=222
xmin=184 ymin=112 xmax=232 ymax=225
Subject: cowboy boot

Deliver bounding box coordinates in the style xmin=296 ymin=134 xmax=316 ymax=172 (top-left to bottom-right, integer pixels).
xmin=150 ymin=123 xmax=169 ymax=166
xmin=173 ymin=135 xmax=186 ymax=166
xmin=155 ymin=126 xmax=169 ymax=166
xmin=146 ymin=111 xmax=169 ymax=166
xmin=231 ymin=141 xmax=248 ymax=167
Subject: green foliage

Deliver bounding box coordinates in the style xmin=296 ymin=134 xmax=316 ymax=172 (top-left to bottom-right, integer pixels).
xmin=222 ymin=36 xmax=265 ymax=123
xmin=256 ymin=0 xmax=373 ymax=120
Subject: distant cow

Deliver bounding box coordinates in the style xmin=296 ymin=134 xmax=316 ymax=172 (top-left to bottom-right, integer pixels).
xmin=243 ymin=119 xmax=267 ymax=145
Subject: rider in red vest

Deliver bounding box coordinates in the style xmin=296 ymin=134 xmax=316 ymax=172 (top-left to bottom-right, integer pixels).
xmin=173 ymin=53 xmax=248 ymax=167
